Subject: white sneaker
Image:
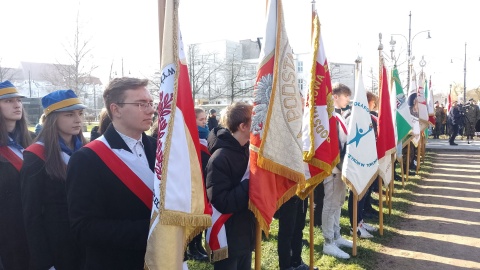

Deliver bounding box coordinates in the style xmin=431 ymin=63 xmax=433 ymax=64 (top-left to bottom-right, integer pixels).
xmin=361 ymin=221 xmax=378 ymax=232
xmin=334 ymin=236 xmax=353 ymax=248
xmin=323 ymin=243 xmax=350 ymax=259
xmin=351 ymin=224 xmax=374 ymax=238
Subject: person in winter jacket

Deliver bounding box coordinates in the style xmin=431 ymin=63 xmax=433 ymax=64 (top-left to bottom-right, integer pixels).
xmin=206 ymin=102 xmax=255 ymax=270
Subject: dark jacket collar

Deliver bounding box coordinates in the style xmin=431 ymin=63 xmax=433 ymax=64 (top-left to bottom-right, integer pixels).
xmin=103 ymin=124 xmax=156 ymax=171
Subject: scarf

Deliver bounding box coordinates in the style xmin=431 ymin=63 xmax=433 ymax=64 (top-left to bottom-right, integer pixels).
xmin=58 ymin=135 xmax=82 ymax=156
xmin=198 ymin=125 xmax=209 ymax=140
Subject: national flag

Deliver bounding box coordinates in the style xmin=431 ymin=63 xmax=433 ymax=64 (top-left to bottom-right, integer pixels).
xmin=298 ymin=11 xmax=339 ymax=199
xmin=342 ymin=70 xmax=378 ymax=198
xmin=392 ymin=66 xmax=412 ymax=147
xmin=145 ymin=0 xmax=212 ymax=268
xmin=417 ymin=71 xmax=429 ymax=131
xmin=377 ymin=64 xmax=396 ymax=186
xmin=408 ymin=68 xmax=421 ymax=147
xmin=249 ymin=0 xmax=306 ymax=234
xmin=426 ymin=76 xmax=435 ymax=126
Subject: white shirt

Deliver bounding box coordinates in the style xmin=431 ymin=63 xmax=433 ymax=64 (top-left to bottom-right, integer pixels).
xmin=116 ymin=130 xmax=149 ymax=167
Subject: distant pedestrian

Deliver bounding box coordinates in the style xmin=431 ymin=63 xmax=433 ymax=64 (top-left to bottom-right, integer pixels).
xmin=207 ymin=109 xmax=218 ymax=131
xmin=448 ymin=101 xmax=460 ymax=145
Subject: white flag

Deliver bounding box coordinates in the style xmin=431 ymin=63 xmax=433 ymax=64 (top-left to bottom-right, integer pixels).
xmin=342 ymin=71 xmax=378 ymax=198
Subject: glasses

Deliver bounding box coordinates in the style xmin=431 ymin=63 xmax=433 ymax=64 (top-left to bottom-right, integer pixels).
xmin=116 ymin=102 xmax=155 ymax=111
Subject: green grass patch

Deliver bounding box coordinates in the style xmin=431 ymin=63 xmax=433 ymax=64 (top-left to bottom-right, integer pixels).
xmin=188 ymin=152 xmax=434 ymax=270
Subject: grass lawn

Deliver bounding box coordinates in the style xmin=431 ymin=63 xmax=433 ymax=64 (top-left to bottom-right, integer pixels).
xmin=188 ymin=153 xmax=433 ymax=270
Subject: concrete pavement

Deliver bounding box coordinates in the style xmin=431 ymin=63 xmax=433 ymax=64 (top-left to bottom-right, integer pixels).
xmin=426 ymin=138 xmax=480 ymax=152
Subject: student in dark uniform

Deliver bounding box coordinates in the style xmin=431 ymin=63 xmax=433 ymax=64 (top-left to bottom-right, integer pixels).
xmin=21 ymin=89 xmax=87 ymax=270
xmin=0 ymin=80 xmax=31 ymax=270
xmin=66 ymin=77 xmax=156 ymax=269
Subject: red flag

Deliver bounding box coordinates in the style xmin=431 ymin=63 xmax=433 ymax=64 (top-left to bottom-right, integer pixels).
xmin=249 ymin=0 xmax=305 ymax=235
xmin=298 ymin=11 xmax=339 ymax=199
xmin=377 ymin=64 xmax=396 ymax=185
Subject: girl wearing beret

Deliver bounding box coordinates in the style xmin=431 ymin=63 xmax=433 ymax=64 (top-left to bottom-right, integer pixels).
xmin=0 ymin=81 xmax=31 ymax=270
xmin=21 ymin=90 xmax=87 ymax=270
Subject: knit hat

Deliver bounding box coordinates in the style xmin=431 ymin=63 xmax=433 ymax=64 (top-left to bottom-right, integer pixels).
xmin=42 ymin=90 xmax=87 ymax=116
xmin=0 ymin=80 xmax=25 ymax=99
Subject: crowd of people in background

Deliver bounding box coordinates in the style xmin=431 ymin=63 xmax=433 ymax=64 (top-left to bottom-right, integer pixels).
xmin=1 ymin=76 xmax=480 ymax=270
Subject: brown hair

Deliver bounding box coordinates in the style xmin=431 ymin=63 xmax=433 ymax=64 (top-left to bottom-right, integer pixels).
xmin=98 ymin=108 xmax=112 ymax=135
xmin=332 ymin=82 xmax=352 ymax=96
xmin=366 ymin=91 xmax=378 ymax=110
xmin=219 ymin=102 xmax=253 ymax=133
xmin=36 ymin=112 xmax=88 ymax=181
xmin=0 ymin=107 xmax=32 ymax=148
xmin=194 ymin=107 xmax=205 ymax=118
xmin=103 ymin=77 xmax=149 ymax=119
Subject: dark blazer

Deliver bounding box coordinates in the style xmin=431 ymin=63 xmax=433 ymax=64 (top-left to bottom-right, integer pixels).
xmin=0 ymin=155 xmax=29 ymax=270
xmin=21 ymin=149 xmax=82 ymax=270
xmin=66 ymin=125 xmax=156 ymax=270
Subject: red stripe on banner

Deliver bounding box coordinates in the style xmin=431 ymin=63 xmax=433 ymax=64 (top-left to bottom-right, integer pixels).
xmin=200 ymin=144 xmax=211 ymax=156
xmin=86 ymin=140 xmax=152 ymax=210
xmin=0 ymin=146 xmax=23 ymax=171
xmin=209 ymin=213 xmax=232 ymax=250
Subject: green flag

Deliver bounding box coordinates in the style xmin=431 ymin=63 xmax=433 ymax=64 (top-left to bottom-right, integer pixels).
xmin=392 ymin=66 xmax=412 ymax=143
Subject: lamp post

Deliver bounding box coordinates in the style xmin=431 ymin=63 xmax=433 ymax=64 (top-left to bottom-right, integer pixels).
xmin=463 ymin=42 xmax=467 ymax=104
xmin=391 ymin=11 xmax=431 ymax=90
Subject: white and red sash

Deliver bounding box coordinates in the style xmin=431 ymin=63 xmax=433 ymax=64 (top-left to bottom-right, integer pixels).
xmin=0 ymin=145 xmax=23 ymax=171
xmin=86 ymin=137 xmax=154 ymax=209
xmin=26 ymin=142 xmax=71 ymax=165
xmin=206 ymin=164 xmax=249 ymax=262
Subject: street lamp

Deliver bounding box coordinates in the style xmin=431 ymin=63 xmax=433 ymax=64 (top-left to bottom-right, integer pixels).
xmin=391 ymin=11 xmax=431 ymax=91
xmin=450 ymin=42 xmax=480 ymax=104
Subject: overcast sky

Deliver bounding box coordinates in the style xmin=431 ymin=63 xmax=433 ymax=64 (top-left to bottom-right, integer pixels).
xmin=2 ymin=0 xmax=479 ymax=95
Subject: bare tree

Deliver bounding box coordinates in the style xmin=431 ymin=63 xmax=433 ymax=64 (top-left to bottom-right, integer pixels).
xmin=49 ymin=11 xmax=97 ymax=97
xmin=0 ymin=59 xmax=19 ymax=82
xmin=221 ymin=47 xmax=256 ymax=104
xmin=186 ymin=44 xmax=223 ymax=102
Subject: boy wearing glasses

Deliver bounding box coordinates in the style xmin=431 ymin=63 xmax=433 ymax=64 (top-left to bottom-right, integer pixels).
xmin=66 ymin=77 xmax=157 ymax=269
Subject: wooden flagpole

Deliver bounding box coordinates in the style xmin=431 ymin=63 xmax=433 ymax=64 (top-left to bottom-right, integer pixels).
xmin=378 ymin=177 xmax=384 ymax=236
xmin=389 ymin=153 xmax=394 ymax=214
xmin=400 ymin=157 xmax=405 ymax=187
xmin=308 ymin=2 xmax=316 ymax=269
xmin=416 ymin=135 xmax=422 ymax=174
xmin=158 ymin=0 xmax=166 ymax=60
xmin=406 ymin=142 xmax=411 ymax=182
xmin=255 ymin=221 xmax=262 ymax=269
xmin=255 ymin=1 xmax=270 ymax=269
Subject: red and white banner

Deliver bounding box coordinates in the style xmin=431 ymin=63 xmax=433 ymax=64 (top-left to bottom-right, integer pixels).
xmin=145 ymin=0 xmax=211 ymax=268
xmin=249 ymin=0 xmax=305 ymax=235
xmin=298 ymin=11 xmax=339 ymax=199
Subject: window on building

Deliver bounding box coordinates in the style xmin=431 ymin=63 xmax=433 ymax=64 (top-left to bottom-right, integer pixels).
xmin=298 ymin=79 xmax=304 ymax=91
xmin=297 ymin=61 xmax=303 ymax=73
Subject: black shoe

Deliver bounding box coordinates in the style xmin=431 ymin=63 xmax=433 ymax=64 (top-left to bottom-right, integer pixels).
xmin=370 ymin=198 xmax=379 ymax=205
xmin=450 ymin=142 xmax=458 ymax=146
xmin=196 ymin=241 xmax=208 ymax=257
xmin=187 ymin=248 xmax=208 ymax=262
xmin=302 ymin=239 xmax=310 ymax=247
xmin=394 ymin=174 xmax=402 ymax=181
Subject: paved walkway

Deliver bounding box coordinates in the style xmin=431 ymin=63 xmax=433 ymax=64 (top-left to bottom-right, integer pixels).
xmin=426 ymin=138 xmax=480 ymax=151
xmin=375 ymin=149 xmax=480 ymax=270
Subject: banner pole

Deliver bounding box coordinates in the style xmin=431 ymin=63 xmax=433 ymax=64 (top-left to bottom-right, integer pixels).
xmin=353 ymin=192 xmax=358 ymax=256
xmin=309 ymin=191 xmax=314 ymax=269
xmin=406 ymin=142 xmax=411 ymax=182
xmin=378 ymin=177 xmax=384 ymax=236
xmin=416 ymin=135 xmax=422 ymax=174
xmin=389 ymin=179 xmax=393 ymax=215
xmin=255 ymin=221 xmax=261 ymax=270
